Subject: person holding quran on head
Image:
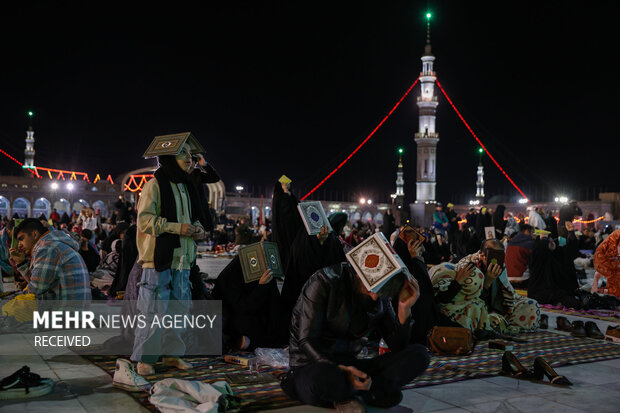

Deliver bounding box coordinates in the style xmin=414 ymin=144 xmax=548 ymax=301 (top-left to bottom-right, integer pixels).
xmin=279 ymin=201 xmax=346 ymax=326
xmin=391 ymin=225 xmax=461 ymax=345
xmin=280 ymin=233 xmax=430 ymax=413
xmin=271 ymin=174 xmax=303 ymax=269
xmin=112 ymin=132 xmax=209 ymax=393
xmin=212 ymin=254 xmax=287 ymax=351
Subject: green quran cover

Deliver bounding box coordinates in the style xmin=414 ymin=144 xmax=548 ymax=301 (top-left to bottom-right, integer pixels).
xmin=238 ymin=241 xmax=284 ymax=283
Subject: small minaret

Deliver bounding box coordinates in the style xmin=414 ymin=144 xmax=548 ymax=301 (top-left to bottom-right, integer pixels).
xmin=476 ymin=148 xmax=485 ymax=199
xmin=414 ymin=13 xmax=439 ymax=203
xmin=394 ymin=148 xmax=405 ymax=206
xmin=24 ymin=111 xmax=35 ymax=170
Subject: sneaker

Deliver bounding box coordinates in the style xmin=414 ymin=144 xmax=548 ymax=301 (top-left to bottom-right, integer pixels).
xmin=571 ymin=321 xmax=587 ymax=338
xmin=0 ymin=366 xmax=54 ymax=400
xmin=334 ymin=399 xmax=366 ymax=413
xmin=605 ymin=325 xmax=620 ymax=343
xmin=112 ymin=359 xmax=150 ymax=392
xmin=162 ymin=357 xmax=192 ymax=370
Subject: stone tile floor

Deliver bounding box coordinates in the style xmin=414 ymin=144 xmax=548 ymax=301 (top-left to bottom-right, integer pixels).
xmin=1 ymin=308 xmax=619 ymax=413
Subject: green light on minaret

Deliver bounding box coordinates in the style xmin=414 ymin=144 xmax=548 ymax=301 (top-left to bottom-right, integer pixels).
xmin=426 ymin=12 xmax=432 ymax=20
xmin=28 ymin=111 xmax=34 ymax=117
xmin=398 ymin=147 xmax=404 ymax=154
xmin=478 ymin=148 xmax=484 ymax=154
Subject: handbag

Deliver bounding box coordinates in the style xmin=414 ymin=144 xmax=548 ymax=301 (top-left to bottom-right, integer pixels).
xmin=427 ymin=326 xmax=474 ymax=355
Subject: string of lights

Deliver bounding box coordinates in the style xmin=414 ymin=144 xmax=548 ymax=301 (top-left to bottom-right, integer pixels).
xmin=301 ymin=77 xmax=420 ymax=200
xmin=0 ymin=148 xmax=24 ymax=166
xmin=433 ymin=77 xmax=529 ymax=201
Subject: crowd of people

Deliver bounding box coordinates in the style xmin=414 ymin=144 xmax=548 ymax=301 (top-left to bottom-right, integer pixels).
xmin=1 ymin=134 xmax=619 ymax=412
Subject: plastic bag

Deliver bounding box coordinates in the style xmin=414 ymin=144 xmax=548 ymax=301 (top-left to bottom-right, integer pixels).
xmin=254 ymin=347 xmax=289 ymax=369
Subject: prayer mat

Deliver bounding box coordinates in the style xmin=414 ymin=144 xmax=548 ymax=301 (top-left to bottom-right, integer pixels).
xmin=82 ymin=352 xmax=299 ymax=412
xmin=540 ymin=304 xmax=620 ymax=323
xmin=403 ymin=330 xmax=620 ymax=389
xmin=514 ymin=288 xmax=528 ymax=297
xmin=82 ymin=331 xmax=620 ymax=411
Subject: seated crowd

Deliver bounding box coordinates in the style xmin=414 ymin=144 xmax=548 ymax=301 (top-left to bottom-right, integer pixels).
xmin=1 ymin=146 xmax=619 ymax=411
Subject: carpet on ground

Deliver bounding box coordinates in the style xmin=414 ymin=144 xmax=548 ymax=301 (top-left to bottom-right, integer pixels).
xmin=79 ymin=330 xmax=620 ymax=411
xmin=540 ymin=304 xmax=620 ymax=323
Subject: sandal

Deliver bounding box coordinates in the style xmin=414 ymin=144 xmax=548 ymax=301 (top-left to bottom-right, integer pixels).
xmin=533 ymin=357 xmax=572 ymax=385
xmin=0 ymin=366 xmax=54 ymax=400
xmin=501 ymin=351 xmax=536 ymax=380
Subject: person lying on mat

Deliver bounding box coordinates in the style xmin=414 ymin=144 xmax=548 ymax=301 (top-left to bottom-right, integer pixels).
xmin=281 ymin=262 xmax=430 ymax=412
xmin=429 ymin=238 xmax=540 ymax=336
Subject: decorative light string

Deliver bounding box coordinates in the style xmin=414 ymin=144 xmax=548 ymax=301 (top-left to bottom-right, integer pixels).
xmin=301 ymin=77 xmax=420 ymax=200
xmin=433 ymin=77 xmax=529 ymax=201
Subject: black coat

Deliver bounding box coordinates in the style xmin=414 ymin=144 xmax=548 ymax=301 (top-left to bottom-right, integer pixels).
xmin=288 ymin=263 xmax=412 ymax=368
xmin=280 ymin=228 xmax=346 ymax=321
xmin=271 ymin=182 xmax=303 ymax=268
xmin=189 ymin=164 xmax=221 ymax=232
xmin=393 ymin=238 xmax=458 ymax=344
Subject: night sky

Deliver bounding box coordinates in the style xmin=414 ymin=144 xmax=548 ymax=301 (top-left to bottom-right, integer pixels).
xmin=1 ymin=1 xmax=618 ymax=205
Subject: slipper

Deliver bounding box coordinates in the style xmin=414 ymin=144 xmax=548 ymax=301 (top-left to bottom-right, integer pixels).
xmin=0 ymin=366 xmax=54 ymax=400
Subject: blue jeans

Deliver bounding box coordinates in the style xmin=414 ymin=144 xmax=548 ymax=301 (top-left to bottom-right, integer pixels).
xmin=131 ymin=268 xmax=191 ymax=364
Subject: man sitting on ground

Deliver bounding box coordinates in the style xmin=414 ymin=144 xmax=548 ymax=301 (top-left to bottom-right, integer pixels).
xmin=281 ymin=262 xmax=430 ymax=412
xmin=505 ymin=223 xmax=535 ymax=283
xmin=9 ymin=218 xmax=91 ymax=301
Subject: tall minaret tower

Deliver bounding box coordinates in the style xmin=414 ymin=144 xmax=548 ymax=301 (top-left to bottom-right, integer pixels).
xmin=24 ymin=111 xmax=35 ymax=171
xmin=476 ymin=148 xmax=485 ymax=199
xmin=394 ymin=148 xmax=405 ymax=206
xmin=414 ymin=13 xmax=439 ymax=203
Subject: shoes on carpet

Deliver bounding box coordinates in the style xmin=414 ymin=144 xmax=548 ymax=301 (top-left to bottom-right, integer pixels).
xmin=501 ymin=351 xmax=536 ymax=380
xmin=556 ymin=316 xmax=572 ymax=332
xmin=533 ymin=357 xmax=572 ymax=386
xmin=0 ymin=365 xmax=54 ymax=400
xmin=605 ymin=325 xmax=620 ymax=343
xmin=539 ymin=314 xmax=548 ymax=329
xmin=162 ymin=357 xmax=192 ymax=370
xmin=334 ymin=398 xmax=366 ymax=413
xmin=112 ymin=359 xmax=150 ymax=392
xmin=570 ymin=321 xmax=587 ymax=338
xmin=584 ymin=321 xmax=604 ymax=339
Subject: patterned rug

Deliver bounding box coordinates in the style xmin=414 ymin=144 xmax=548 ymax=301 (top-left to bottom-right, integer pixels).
xmin=83 ymin=331 xmax=620 ymax=411
xmin=539 ymin=305 xmax=620 ymax=323
xmin=403 ymin=330 xmax=620 ymax=389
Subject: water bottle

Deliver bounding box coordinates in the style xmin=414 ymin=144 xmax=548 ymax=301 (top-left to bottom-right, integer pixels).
xmin=379 ymin=338 xmax=390 ymax=355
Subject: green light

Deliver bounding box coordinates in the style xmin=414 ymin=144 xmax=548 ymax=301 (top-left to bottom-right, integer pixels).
xmin=398 ymin=148 xmax=404 ymax=154
xmin=478 ymin=148 xmax=484 ymax=154
xmin=27 ymin=111 xmax=33 ymax=117
xmin=426 ymin=12 xmax=432 ymax=19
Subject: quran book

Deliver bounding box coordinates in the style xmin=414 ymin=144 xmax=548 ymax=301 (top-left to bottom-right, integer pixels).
xmin=238 ymin=241 xmax=284 ymax=283
xmin=398 ymin=224 xmax=425 ymax=245
xmin=346 ymin=232 xmax=408 ymax=293
xmin=142 ymin=132 xmax=206 ymax=158
xmin=297 ymin=201 xmax=333 ymax=236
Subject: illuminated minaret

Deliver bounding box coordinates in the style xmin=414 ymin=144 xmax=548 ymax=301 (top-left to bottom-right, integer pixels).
xmin=476 ymin=148 xmax=485 ymax=199
xmin=414 ymin=13 xmax=439 ymax=203
xmin=24 ymin=111 xmax=35 ymax=170
xmin=394 ymin=148 xmax=405 ymax=206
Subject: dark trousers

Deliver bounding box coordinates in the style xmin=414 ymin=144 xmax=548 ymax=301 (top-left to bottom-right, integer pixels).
xmin=285 ymin=344 xmax=430 ymax=407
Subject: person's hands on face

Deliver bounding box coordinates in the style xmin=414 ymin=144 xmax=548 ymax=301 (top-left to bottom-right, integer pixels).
xmin=485 ymin=262 xmax=502 ymax=281
xmin=317 ymin=225 xmax=329 ymax=245
xmin=455 ymin=262 xmax=476 ymax=284
xmin=196 ymin=153 xmax=207 ymax=167
xmin=258 ymin=269 xmax=273 ymax=285
xmin=337 ymin=365 xmax=371 ymax=391
xmin=407 ymin=238 xmax=423 ymax=258
xmin=180 ymin=223 xmax=196 ymax=237
xmin=398 ymin=278 xmax=420 ymax=310
xmin=9 ymin=248 xmax=25 ymax=266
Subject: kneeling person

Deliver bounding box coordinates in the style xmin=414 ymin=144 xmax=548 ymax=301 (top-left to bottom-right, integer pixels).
xmin=282 ymin=262 xmax=430 ymax=411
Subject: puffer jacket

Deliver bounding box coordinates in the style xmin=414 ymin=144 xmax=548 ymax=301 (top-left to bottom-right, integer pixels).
xmin=288 ymin=262 xmax=412 ymax=368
